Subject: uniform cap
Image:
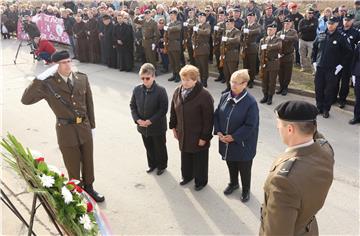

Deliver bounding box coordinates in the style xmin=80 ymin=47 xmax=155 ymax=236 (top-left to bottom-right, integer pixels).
xmin=327 ymin=16 xmax=339 ymax=24
xmin=267 ymin=21 xmax=277 ymax=28
xmin=102 ymin=14 xmax=111 ymax=20
xmin=51 ymin=50 xmax=70 ymax=62
xmin=198 ymin=11 xmax=206 ymax=17
xmin=247 ymin=11 xmax=255 ymax=16
xmin=169 ymin=8 xmax=178 ymax=14
xmin=284 ymin=17 xmax=293 ymax=22
xmin=344 ymin=13 xmax=355 ymax=20
xmin=274 ymin=101 xmax=318 ymax=122
xmin=226 ymin=17 xmax=235 ymax=22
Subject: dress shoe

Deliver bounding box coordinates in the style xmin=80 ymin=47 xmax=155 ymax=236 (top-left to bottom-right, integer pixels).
xmin=221 ymin=79 xmax=226 ymax=83
xmin=194 ymin=184 xmax=206 ymax=191
xmin=323 ymin=111 xmax=329 ymax=118
xmin=266 ymin=95 xmax=273 ymax=105
xmin=281 ymin=88 xmax=288 ymax=96
xmin=275 ymin=88 xmax=283 ymax=94
xmin=84 ymin=185 xmax=105 ymax=203
xmin=179 ymin=179 xmax=192 ymax=185
xmin=260 ymin=95 xmax=268 ymax=103
xmin=317 ymin=108 xmax=323 ymax=115
xmin=174 ymin=74 xmax=180 ymax=83
xmin=146 ymin=167 xmax=156 ymax=173
xmin=214 ymin=76 xmax=222 ymax=82
xmin=201 ymin=79 xmax=208 ymax=88
xmin=240 ymin=190 xmax=250 ymax=202
xmin=157 ymin=169 xmax=165 ymax=175
xmin=349 ymin=118 xmax=360 ymax=125
xmin=168 ymin=73 xmax=176 ymax=81
xmin=223 ymin=184 xmax=239 ymax=195
xmin=338 ymin=101 xmax=346 ymax=109
xmin=248 ymin=80 xmax=254 ymax=88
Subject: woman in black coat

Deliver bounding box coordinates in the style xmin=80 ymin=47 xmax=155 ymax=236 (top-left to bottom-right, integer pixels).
xmin=214 ymin=69 xmax=259 ymax=202
xmin=169 ymin=65 xmax=214 ymax=191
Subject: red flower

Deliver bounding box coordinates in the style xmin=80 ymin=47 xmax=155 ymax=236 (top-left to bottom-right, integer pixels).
xmin=67 ymin=181 xmax=76 ymax=191
xmin=76 ymin=185 xmax=83 ymax=193
xmin=61 ymin=173 xmax=64 ymax=177
xmin=35 ymin=157 xmax=44 ymax=163
xmin=87 ymin=202 xmax=93 ymax=212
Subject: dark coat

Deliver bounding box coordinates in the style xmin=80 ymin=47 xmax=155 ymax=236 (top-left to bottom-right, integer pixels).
xmin=130 ymin=81 xmax=168 ymax=137
xmin=73 ymin=21 xmax=89 ymax=62
xmin=169 ymin=82 xmax=214 ymax=153
xmin=214 ymin=90 xmax=259 ymax=161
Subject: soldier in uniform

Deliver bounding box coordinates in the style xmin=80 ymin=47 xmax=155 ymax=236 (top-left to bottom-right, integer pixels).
xmin=213 ymin=10 xmax=226 ymax=83
xmin=240 ymin=11 xmax=261 ymax=88
xmin=133 ymin=9 xmax=159 ymax=68
xmin=183 ymin=8 xmax=197 ymax=66
xmin=21 ymin=51 xmax=105 ymax=202
xmin=192 ymin=12 xmax=211 ymax=88
xmin=221 ymin=17 xmax=241 ymax=93
xmin=166 ymin=8 xmax=183 ymax=83
xmin=260 ymin=100 xmax=334 ymax=235
xmin=276 ymin=17 xmax=298 ymax=96
xmin=259 ymin=22 xmax=282 ymax=105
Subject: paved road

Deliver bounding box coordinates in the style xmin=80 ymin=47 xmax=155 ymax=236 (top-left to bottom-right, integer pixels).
xmin=1 ymin=39 xmax=359 ymax=235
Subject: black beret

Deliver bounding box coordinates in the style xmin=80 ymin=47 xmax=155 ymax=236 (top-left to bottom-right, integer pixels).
xmin=198 ymin=12 xmax=206 ymax=17
xmin=344 ymin=13 xmax=355 ymax=20
xmin=51 ymin=50 xmax=70 ymax=62
xmin=226 ymin=17 xmax=235 ymax=22
xmin=267 ymin=21 xmax=277 ymax=28
xmin=102 ymin=14 xmax=111 ymax=20
xmin=218 ymin=10 xmax=225 ymax=15
xmin=274 ymin=101 xmax=318 ymax=122
xmin=328 ymin=16 xmax=339 ymax=24
xmin=247 ymin=11 xmax=255 ymax=16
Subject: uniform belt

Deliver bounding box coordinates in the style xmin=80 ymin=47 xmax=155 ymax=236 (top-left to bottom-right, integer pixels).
xmin=57 ymin=117 xmax=85 ymax=125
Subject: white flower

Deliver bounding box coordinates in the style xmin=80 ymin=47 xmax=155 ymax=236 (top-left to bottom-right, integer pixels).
xmin=61 ymin=186 xmax=73 ymax=204
xmin=39 ymin=174 xmax=55 ymax=188
xmin=79 ymin=214 xmax=93 ymax=230
xmin=48 ymin=165 xmax=62 ymax=176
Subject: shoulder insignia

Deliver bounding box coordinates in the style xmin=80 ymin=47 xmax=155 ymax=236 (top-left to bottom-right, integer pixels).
xmin=316 ymin=138 xmax=328 ymax=146
xmin=277 ymin=158 xmax=296 ymax=177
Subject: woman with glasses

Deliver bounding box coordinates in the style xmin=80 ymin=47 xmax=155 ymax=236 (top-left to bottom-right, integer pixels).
xmin=169 ymin=65 xmax=214 ymax=191
xmin=130 ymin=63 xmax=169 ymax=175
xmin=214 ymin=69 xmax=259 ymax=202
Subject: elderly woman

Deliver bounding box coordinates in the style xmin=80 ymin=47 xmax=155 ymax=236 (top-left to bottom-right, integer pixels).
xmin=214 ymin=69 xmax=259 ymax=202
xmin=169 ymin=65 xmax=214 ymax=191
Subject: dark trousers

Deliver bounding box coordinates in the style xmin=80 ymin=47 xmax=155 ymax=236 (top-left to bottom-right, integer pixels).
xmin=278 ymin=61 xmax=293 ymax=89
xmin=141 ymin=134 xmax=168 ymax=170
xmin=168 ymin=50 xmax=181 ymax=74
xmin=59 ymin=139 xmax=94 ymax=185
xmin=226 ymin=160 xmax=252 ymax=192
xmin=315 ymin=67 xmax=339 ymax=112
xmin=195 ymin=54 xmax=209 ymax=82
xmin=294 ymin=41 xmax=300 ymax=65
xmin=144 ymin=43 xmax=157 ymax=68
xmin=160 ymin=52 xmax=169 ymax=70
xmin=214 ymin=49 xmax=224 ymax=79
xmin=337 ymin=68 xmax=351 ymax=103
xmin=262 ymin=70 xmax=278 ymax=96
xmin=224 ymin=60 xmax=239 ymax=89
xmin=243 ymin=53 xmax=257 ymax=82
xmin=208 ymin=36 xmax=213 ymax=61
xmin=187 ymin=43 xmax=196 ymax=65
xmin=117 ymin=47 xmax=133 ymax=71
xmin=181 ymin=149 xmax=209 ymax=186
xmin=354 ymin=76 xmax=360 ymax=119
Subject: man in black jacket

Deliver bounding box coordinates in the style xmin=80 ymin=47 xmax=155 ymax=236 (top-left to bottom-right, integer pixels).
xmin=130 ymin=63 xmax=169 ymax=175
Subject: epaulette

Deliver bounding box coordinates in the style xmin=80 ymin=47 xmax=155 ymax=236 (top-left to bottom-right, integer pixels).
xmin=277 ymin=158 xmax=296 ymax=177
xmin=75 ymin=71 xmax=86 ymax=75
xmin=315 ymin=138 xmax=328 ymax=146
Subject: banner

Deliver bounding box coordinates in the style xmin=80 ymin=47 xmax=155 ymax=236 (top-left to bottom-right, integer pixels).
xmin=17 ymin=13 xmax=70 ymax=45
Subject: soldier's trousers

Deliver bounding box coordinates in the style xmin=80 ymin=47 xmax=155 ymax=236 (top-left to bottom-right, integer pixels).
xmin=314 ymin=67 xmax=339 ymax=112
xmin=278 ymin=61 xmax=293 ymax=89
xmin=243 ymin=53 xmax=258 ymax=82
xmin=168 ymin=50 xmax=181 ymax=74
xmin=141 ymin=134 xmax=168 ymax=170
xmin=226 ymin=160 xmax=253 ymax=191
xmin=224 ymin=60 xmax=239 ymax=89
xmin=187 ymin=44 xmax=196 ymax=66
xmin=214 ymin=49 xmax=224 ymax=79
xmin=262 ymin=70 xmax=278 ymax=96
xmin=354 ymin=76 xmax=360 ymax=120
xmin=181 ymin=149 xmax=209 ymax=186
xmin=144 ymin=45 xmax=157 ymax=68
xmin=195 ymin=54 xmax=209 ymax=82
xmin=60 ymin=138 xmax=94 ymax=185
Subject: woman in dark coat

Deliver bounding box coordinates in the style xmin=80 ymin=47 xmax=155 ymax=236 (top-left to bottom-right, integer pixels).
xmin=102 ymin=14 xmax=117 ymax=68
xmin=85 ymin=11 xmax=101 ymax=64
xmin=214 ymin=69 xmax=259 ymax=202
xmin=169 ymin=65 xmax=214 ymax=191
xmin=73 ymin=14 xmax=89 ymax=62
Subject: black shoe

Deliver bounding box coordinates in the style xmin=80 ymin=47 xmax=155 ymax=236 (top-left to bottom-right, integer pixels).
xmin=317 ymin=108 xmax=323 ymax=115
xmin=349 ymin=118 xmax=360 ymax=125
xmin=275 ymin=88 xmax=283 ymax=94
xmin=180 ymin=179 xmax=192 ymax=185
xmin=201 ymin=79 xmax=208 ymax=88
xmin=168 ymin=74 xmax=176 ymax=81
xmin=240 ymin=190 xmax=250 ymax=203
xmin=146 ymin=167 xmax=156 ymax=173
xmin=214 ymin=77 xmax=222 ymax=82
xmin=260 ymin=95 xmax=268 ymax=103
xmin=338 ymin=101 xmax=346 ymax=109
xmin=174 ymin=74 xmax=180 ymax=83
xmin=194 ymin=184 xmax=206 ymax=191
xmin=222 ymin=87 xmax=230 ymax=94
xmin=84 ymin=185 xmax=105 ymax=203
xmin=281 ymin=88 xmax=288 ymax=96
xmin=323 ymin=111 xmax=329 ymax=118
xmin=221 ymin=79 xmax=226 ymax=83
xmin=223 ymin=184 xmax=239 ymax=195
xmin=157 ymin=169 xmax=165 ymax=175
xmin=267 ymin=95 xmax=273 ymax=105
xmin=248 ymin=80 xmax=254 ymax=88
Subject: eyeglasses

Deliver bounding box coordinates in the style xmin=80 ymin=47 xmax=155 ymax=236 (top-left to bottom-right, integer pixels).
xmin=141 ymin=77 xmax=151 ymax=81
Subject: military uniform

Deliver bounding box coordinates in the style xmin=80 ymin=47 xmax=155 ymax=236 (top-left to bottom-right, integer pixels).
xmin=184 ymin=17 xmax=198 ymax=66
xmin=134 ymin=13 xmax=159 ymax=68
xmin=240 ymin=21 xmax=261 ymax=86
xmin=276 ymin=25 xmax=298 ymax=95
xmin=213 ymin=18 xmax=226 ymax=82
xmin=259 ymin=30 xmax=282 ymax=104
xmin=192 ymin=20 xmax=211 ymax=87
xmin=166 ymin=18 xmax=182 ymax=82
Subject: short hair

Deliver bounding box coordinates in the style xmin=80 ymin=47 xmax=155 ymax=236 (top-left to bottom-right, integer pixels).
xmin=230 ymin=69 xmax=250 ymax=83
xmin=139 ymin=63 xmax=156 ymax=76
xmin=281 ymin=120 xmax=317 ymax=136
xmin=179 ymin=65 xmax=200 ymax=81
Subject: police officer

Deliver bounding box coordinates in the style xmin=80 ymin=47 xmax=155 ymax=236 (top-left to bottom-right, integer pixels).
xmin=349 ymin=41 xmax=360 ymax=124
xmin=259 ymin=22 xmax=282 ymax=105
xmin=183 ymin=8 xmax=197 ymax=66
xmin=312 ymin=16 xmax=352 ymax=118
xmin=21 ymin=50 xmax=105 ymax=202
xmin=166 ymin=8 xmax=182 ymax=83
xmin=276 ymin=17 xmax=298 ymax=96
xmin=337 ymin=13 xmax=360 ymax=108
xmin=240 ymin=11 xmax=261 ymax=88
xmin=133 ymin=9 xmax=159 ymax=69
xmin=260 ymin=100 xmax=334 ymax=235
xmin=213 ymin=10 xmax=226 ymax=83
xmin=192 ymin=12 xmax=211 ymax=87
xmin=221 ymin=17 xmax=241 ymax=93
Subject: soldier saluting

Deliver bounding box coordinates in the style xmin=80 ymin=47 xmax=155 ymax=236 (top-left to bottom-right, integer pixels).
xmin=21 ymin=51 xmax=105 ymax=202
